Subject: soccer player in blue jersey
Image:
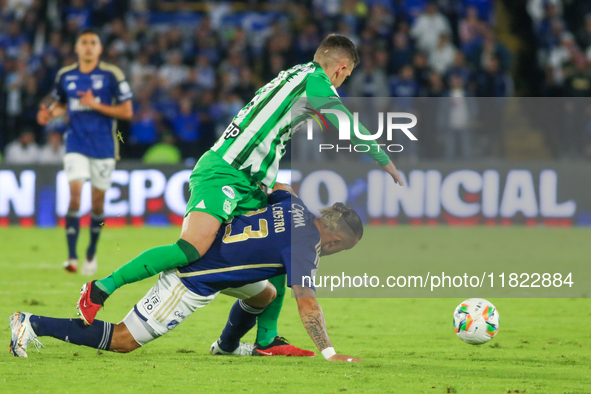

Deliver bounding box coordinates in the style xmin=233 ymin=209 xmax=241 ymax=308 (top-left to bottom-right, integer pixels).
xmin=37 ymin=29 xmax=133 ymax=275
xmin=10 ymin=186 xmax=363 ymax=362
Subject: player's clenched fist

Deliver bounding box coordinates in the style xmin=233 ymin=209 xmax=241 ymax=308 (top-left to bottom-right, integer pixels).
xmin=37 ymin=104 xmax=51 ymax=125
xmin=328 ymin=354 xmax=363 ymax=362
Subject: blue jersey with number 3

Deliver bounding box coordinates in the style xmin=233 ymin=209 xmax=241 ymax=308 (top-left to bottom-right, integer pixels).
xmin=178 ymin=191 xmax=321 ymax=296
xmin=52 ymin=61 xmax=133 ymax=159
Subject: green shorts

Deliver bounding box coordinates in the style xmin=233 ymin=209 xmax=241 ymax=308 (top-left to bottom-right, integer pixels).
xmin=185 ymin=150 xmax=267 ymax=222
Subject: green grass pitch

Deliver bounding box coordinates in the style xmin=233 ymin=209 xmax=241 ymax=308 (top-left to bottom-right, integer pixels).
xmin=0 ymin=226 xmax=590 ymax=393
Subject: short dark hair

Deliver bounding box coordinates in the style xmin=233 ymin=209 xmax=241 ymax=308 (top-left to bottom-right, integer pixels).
xmin=316 ymin=34 xmax=360 ymax=66
xmin=77 ymin=28 xmax=100 ymax=41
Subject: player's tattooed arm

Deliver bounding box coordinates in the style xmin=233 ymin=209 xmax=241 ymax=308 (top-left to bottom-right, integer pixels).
xmin=294 ymin=285 xmax=362 ymax=362
xmin=294 ymin=285 xmax=332 ymax=351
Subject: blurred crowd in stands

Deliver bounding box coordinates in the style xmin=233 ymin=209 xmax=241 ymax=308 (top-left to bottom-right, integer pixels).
xmin=0 ymin=0 xmax=589 ymax=164
xmin=529 ymin=0 xmax=591 ymax=159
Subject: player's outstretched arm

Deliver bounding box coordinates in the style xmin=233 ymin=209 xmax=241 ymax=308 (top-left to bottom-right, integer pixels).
xmin=382 ymin=160 xmax=404 ymax=186
xmin=293 ymin=285 xmax=362 ymax=362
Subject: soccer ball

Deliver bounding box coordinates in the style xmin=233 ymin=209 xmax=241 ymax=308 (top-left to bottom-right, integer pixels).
xmin=453 ymin=298 xmax=499 ymax=345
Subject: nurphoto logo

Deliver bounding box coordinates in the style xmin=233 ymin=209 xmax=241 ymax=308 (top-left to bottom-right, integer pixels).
xmin=304 ymin=107 xmax=418 ymax=153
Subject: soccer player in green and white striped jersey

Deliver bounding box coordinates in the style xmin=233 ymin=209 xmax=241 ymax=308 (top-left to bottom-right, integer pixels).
xmin=78 ymin=35 xmax=404 ymax=350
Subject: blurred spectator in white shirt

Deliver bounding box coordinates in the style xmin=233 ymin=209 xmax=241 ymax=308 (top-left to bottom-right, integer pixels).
xmin=549 ymin=33 xmax=577 ymax=84
xmin=411 ymin=2 xmax=451 ymax=54
xmin=438 ymin=75 xmax=478 ymax=160
xmin=159 ymin=51 xmax=189 ymax=87
xmin=130 ymin=53 xmax=156 ymax=87
xmin=39 ymin=132 xmax=65 ymax=164
xmin=528 ymin=0 xmax=562 ymax=29
xmin=6 ymin=0 xmax=34 ymax=20
xmin=429 ymin=34 xmax=457 ymax=74
xmin=5 ymin=131 xmax=39 ymax=164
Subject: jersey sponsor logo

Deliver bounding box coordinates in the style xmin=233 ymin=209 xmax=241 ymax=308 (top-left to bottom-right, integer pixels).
xmin=222 ymin=186 xmax=235 ymax=199
xmin=69 ymin=97 xmax=101 ymax=111
xmin=65 ymin=75 xmax=78 ymax=81
xmin=67 ymin=82 xmax=77 ymax=90
xmin=166 ymin=320 xmax=179 ymax=330
xmin=223 ymin=122 xmax=242 ymax=139
xmin=223 ymin=199 xmax=232 ymax=215
xmin=195 ymin=200 xmax=206 ymax=209
xmin=173 ymin=311 xmax=185 ymax=320
xmin=92 ymin=79 xmax=103 ymax=89
xmin=292 ymin=203 xmax=306 ymax=228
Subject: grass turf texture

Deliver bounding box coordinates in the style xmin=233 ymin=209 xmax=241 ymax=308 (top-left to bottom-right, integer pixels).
xmin=0 ymin=226 xmax=590 ymax=394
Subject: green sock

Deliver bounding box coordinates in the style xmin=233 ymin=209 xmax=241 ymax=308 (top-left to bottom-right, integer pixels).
xmin=256 ymin=274 xmax=286 ymax=347
xmin=95 ymin=276 xmax=116 ymax=294
xmin=96 ymin=239 xmax=200 ymax=295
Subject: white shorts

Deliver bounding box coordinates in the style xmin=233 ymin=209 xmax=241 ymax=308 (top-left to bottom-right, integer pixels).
xmin=64 ymin=152 xmax=116 ymax=190
xmin=123 ymin=269 xmax=268 ymax=346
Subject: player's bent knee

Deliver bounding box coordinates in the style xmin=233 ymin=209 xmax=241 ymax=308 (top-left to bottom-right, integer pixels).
xmin=267 ymin=285 xmax=277 ymax=303
xmin=180 ymin=211 xmax=222 ymax=256
xmin=261 ymin=281 xmax=277 ymax=305
xmin=110 ymin=322 xmax=141 ymax=353
xmin=244 ymin=283 xmax=276 ymax=308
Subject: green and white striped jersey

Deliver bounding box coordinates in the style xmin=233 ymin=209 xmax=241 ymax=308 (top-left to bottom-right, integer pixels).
xmin=211 ymin=61 xmax=390 ymax=187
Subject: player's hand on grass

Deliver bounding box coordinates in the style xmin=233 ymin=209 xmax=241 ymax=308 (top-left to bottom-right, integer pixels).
xmin=37 ymin=104 xmax=51 ymax=125
xmin=327 ymin=354 xmax=363 ymax=362
xmin=78 ymin=89 xmax=98 ymax=109
xmin=382 ymin=160 xmax=404 ymax=186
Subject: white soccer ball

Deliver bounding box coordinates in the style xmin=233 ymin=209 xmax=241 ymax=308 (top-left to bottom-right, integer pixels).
xmin=453 ymin=298 xmax=499 ymax=345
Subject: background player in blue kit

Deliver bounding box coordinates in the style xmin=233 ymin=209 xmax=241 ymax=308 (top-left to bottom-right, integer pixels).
xmin=10 ymin=186 xmax=363 ymax=362
xmin=37 ymin=29 xmax=133 ymax=275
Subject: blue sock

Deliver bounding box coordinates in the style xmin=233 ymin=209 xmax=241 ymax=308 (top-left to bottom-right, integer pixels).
xmin=219 ymin=300 xmax=265 ymax=352
xmin=65 ymin=212 xmax=80 ymax=260
xmin=87 ymin=214 xmax=104 ymax=261
xmin=29 ymin=315 xmax=113 ymax=350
